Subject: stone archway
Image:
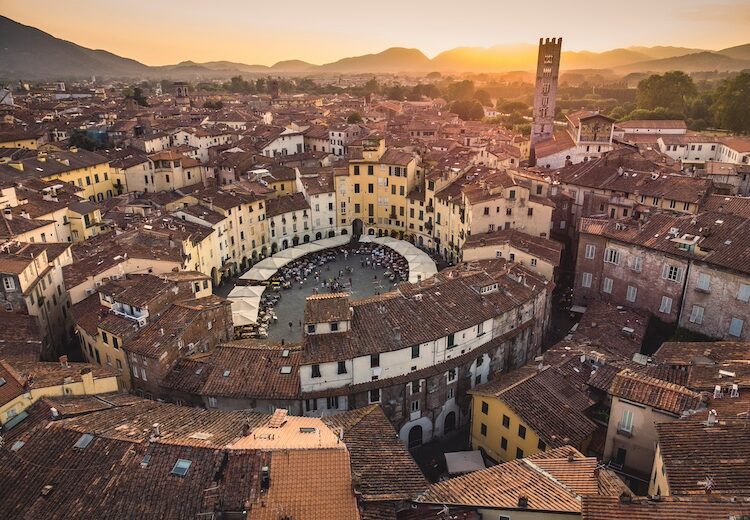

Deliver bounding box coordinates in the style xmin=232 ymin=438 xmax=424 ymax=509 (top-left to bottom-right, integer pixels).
xmin=303 ymin=234 xmax=310 ymax=243
xmin=408 ymin=425 xmax=423 ymax=449
xmin=328 ymin=230 xmax=335 ymax=238
xmin=444 ymin=411 xmax=456 ymax=434
xmin=352 ymin=218 xmax=364 ymax=237
xmin=282 ymin=239 xmax=289 ymax=249
xmin=315 ymin=232 xmax=322 ymax=240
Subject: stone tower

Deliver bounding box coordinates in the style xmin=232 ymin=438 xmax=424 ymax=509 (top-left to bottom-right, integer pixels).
xmin=529 ymin=37 xmax=562 ymax=166
xmin=174 ymin=82 xmax=190 ymax=108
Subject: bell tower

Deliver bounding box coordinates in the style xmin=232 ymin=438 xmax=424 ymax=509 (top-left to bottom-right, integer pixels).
xmin=529 ymin=37 xmax=562 ymax=166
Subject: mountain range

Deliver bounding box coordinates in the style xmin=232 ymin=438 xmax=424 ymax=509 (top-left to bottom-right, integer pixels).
xmin=1 ymin=15 xmax=749 ymax=80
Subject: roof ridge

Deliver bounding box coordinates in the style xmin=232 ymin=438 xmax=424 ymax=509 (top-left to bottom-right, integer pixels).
xmin=522 ymin=458 xmax=584 ymax=503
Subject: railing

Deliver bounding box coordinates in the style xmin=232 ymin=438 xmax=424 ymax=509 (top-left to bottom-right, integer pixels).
xmin=617 ymin=422 xmax=633 ymax=437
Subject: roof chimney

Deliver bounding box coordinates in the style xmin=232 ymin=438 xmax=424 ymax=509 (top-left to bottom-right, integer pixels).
xmin=59 ymin=355 xmax=69 ymax=368
xmin=707 ymin=409 xmax=718 ymax=426
xmin=518 ymin=496 xmax=528 ymax=509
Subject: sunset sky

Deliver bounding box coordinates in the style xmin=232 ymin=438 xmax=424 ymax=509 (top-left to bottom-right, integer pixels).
xmin=3 ymin=0 xmax=749 ymax=65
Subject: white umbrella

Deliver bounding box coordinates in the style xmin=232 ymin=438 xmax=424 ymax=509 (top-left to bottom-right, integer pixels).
xmin=275 ymin=247 xmax=305 ymax=260
xmin=296 ymin=242 xmax=326 ymax=254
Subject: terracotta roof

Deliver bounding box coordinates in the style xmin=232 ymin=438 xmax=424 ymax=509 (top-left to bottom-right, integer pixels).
xmin=304 ymin=293 xmax=351 ymax=324
xmin=657 ymin=420 xmax=750 ymax=496
xmin=610 ymin=369 xmax=703 ymax=415
xmin=322 ymin=405 xmax=428 ymax=501
xmin=618 ymin=120 xmax=688 ymax=130
xmin=471 ymin=365 xmax=596 ymax=449
xmin=418 ymin=446 xmax=620 ymax=513
xmin=582 ymin=495 xmax=750 ymax=519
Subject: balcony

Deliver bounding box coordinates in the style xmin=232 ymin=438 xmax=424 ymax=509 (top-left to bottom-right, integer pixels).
xmin=617 ymin=422 xmax=633 ymax=438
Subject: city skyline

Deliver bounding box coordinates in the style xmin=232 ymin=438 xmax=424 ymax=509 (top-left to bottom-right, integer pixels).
xmin=3 ymin=0 xmax=749 ymax=66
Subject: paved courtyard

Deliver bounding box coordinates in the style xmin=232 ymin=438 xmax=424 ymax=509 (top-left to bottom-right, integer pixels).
xmin=265 ymin=253 xmax=400 ymax=343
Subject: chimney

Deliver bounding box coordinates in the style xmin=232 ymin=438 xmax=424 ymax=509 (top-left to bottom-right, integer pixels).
xmin=518 ymin=496 xmax=528 ymax=509
xmin=50 ymin=407 xmax=60 ymax=419
xmin=2 ymin=208 xmax=12 ymax=220
xmin=59 ymin=355 xmax=69 ymax=368
xmin=707 ymin=409 xmax=718 ymax=426
xmin=261 ymin=465 xmax=270 ymax=491
xmin=152 ymin=423 xmax=161 ymax=438
xmin=159 ymin=328 xmax=164 ymax=336
xmin=80 ymin=367 xmax=95 ymax=394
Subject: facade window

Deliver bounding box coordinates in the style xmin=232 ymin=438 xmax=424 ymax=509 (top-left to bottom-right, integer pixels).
xmin=737 ymin=284 xmax=750 ymax=302
xmin=411 ymin=400 xmax=420 ymax=412
xmin=662 ymin=264 xmax=683 ymax=283
xmin=207 ymin=397 xmax=217 ymax=408
xmin=411 ymin=345 xmax=419 ymax=359
xmin=502 ymin=414 xmax=510 ymax=428
xmin=516 ymin=448 xmax=524 ymax=459
xmin=584 ymin=244 xmax=596 ymax=259
xmin=311 ymin=364 xmax=321 ymax=378
xmin=326 ymin=396 xmax=339 ymax=409
xmin=518 ymin=425 xmax=526 ymax=439
xmin=307 ymin=324 xmax=316 ymax=333
xmin=626 ymin=286 xmax=637 ymax=303
xmin=305 ymin=399 xmax=318 ymax=412
xmin=602 ymin=277 xmax=613 ymax=294
xmin=604 ymin=248 xmax=621 ymax=265
xmin=370 ymin=354 xmax=380 ymax=367
xmin=697 ymin=273 xmax=711 ymax=292
xmin=368 ymin=388 xmax=380 ymax=403
xmin=538 ymin=439 xmax=547 ymax=451
xmin=330 ymin=322 xmax=339 ymax=332
xmin=2 ymin=277 xmax=15 ymax=291
xmin=480 ymin=423 xmax=487 ymax=436
xmin=447 ymin=333 xmax=455 ymax=348
xmin=619 ymin=409 xmax=634 ymax=434
xmin=447 ymin=368 xmax=457 ymax=382
xmin=729 ymin=318 xmax=744 ymax=337
xmin=630 ymin=256 xmax=643 ymax=272
xmin=659 ymin=296 xmax=673 ymax=314
xmin=337 ymin=361 xmax=347 ymax=374
xmin=481 ymin=401 xmax=489 ymax=414
xmin=581 ymin=272 xmax=593 ymax=288
xmin=689 ymin=305 xmax=704 ymax=324
xmin=501 ymin=437 xmax=508 ymax=450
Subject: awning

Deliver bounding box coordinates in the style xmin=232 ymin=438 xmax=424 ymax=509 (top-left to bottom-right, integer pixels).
xmin=444 ymin=451 xmax=486 ymax=475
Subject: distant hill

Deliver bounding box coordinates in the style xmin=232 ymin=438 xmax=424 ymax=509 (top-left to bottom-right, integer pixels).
xmin=0 ymin=15 xmax=149 ymax=79
xmin=718 ymin=43 xmax=750 ymax=61
xmin=2 ymin=15 xmax=749 ymax=80
xmin=318 ymin=48 xmax=431 ymax=73
xmin=616 ymin=51 xmax=750 ymax=73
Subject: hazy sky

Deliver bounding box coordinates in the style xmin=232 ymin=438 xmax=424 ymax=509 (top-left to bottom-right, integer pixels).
xmin=3 ymin=0 xmax=749 ymax=65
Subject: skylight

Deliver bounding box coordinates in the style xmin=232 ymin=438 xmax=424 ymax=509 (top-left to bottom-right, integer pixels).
xmin=280 ymin=366 xmax=292 ymax=374
xmin=171 ymin=459 xmax=192 ymax=477
xmin=223 ymin=370 xmax=231 ymax=377
xmin=73 ymin=433 xmax=94 ymax=449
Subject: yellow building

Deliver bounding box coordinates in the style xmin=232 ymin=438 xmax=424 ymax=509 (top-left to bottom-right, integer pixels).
xmin=0 ymin=358 xmax=120 ymax=428
xmin=0 ymin=130 xmax=45 ymax=150
xmin=337 ymin=137 xmax=418 ymax=237
xmin=4 ymin=148 xmax=115 ymax=202
xmin=469 ymin=365 xmax=596 ymax=464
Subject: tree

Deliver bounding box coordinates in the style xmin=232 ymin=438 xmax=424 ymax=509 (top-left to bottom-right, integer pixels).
xmin=386 ymin=84 xmax=406 ymax=101
xmin=711 ymin=72 xmax=750 ymax=134
xmin=426 ymin=71 xmax=442 ymax=79
xmin=636 ymin=71 xmax=696 ymax=114
xmin=446 ymin=80 xmax=475 ymax=101
xmin=124 ymin=86 xmax=148 ymax=106
xmin=448 ymin=100 xmax=485 ymax=121
xmin=347 ymin=112 xmax=363 ymax=124
xmin=69 ymin=130 xmax=104 ymax=151
xmin=203 ymin=100 xmax=224 ymax=110
xmin=473 ymin=89 xmax=492 ymax=106
xmin=497 ymin=100 xmax=528 ymax=114
xmin=608 ymin=106 xmax=628 ymax=120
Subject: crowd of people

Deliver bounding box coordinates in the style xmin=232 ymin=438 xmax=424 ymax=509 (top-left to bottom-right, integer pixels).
xmin=245 ymin=244 xmax=410 ymax=340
